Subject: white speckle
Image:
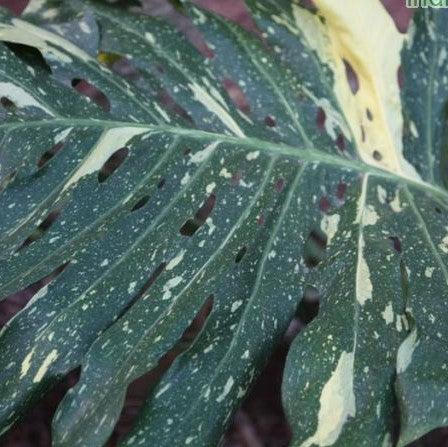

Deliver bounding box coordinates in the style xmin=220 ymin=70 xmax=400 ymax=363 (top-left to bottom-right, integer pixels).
xmin=231 ymin=300 xmax=243 ymax=313
xmin=219 ymin=167 xmax=232 ymax=178
xmin=216 ymin=377 xmax=234 ymax=403
xmin=246 ymin=151 xmax=259 ymax=161
xmin=300 ymin=351 xmax=355 ymax=447
xmin=100 ymin=259 xmax=109 ymax=267
xmin=439 ymin=47 xmax=447 ymax=67
xmin=20 ymin=349 xmax=35 ymax=379
xmin=381 ymin=302 xmax=394 ymax=325
xmin=241 ymin=350 xmax=250 ymax=359
xmin=128 ymin=281 xmax=137 ymax=294
xmin=154 ymin=102 xmax=171 ymax=122
xmin=396 ymin=327 xmax=419 ymax=374
xmin=409 ymin=121 xmax=419 ymax=138
xmin=162 ymin=276 xmax=183 ymax=300
xmin=363 ymin=205 xmax=379 ymax=226
xmin=181 ymin=172 xmax=191 ymax=185
xmin=439 ymin=235 xmax=448 ymax=254
xmin=54 ymin=127 xmax=73 ymax=144
xmin=206 ymin=182 xmax=216 ymax=194
xmin=356 ymin=234 xmax=373 ymax=306
xmin=189 ymin=141 xmax=220 ymax=165
xmin=377 ymin=185 xmax=387 ymax=204
xmin=79 ymin=22 xmax=91 ymax=34
xmin=389 ymin=191 xmax=403 ymax=213
xmin=155 ymin=383 xmax=171 ymax=398
xmin=189 ymin=81 xmax=245 ymax=137
xmin=166 ymin=250 xmax=186 ymax=271
xmin=206 ymin=217 xmax=216 ymax=235
xmin=320 ymin=214 xmax=340 ymax=246
xmin=145 ymin=32 xmax=155 ymax=45
xmin=268 ymin=250 xmax=276 ymax=259
xmin=425 ymin=266 xmax=435 ymax=278
xmin=33 ymin=349 xmax=58 ymax=383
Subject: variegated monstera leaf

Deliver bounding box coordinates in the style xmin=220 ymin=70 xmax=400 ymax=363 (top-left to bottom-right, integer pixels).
xmin=0 ymin=0 xmax=447 ymax=446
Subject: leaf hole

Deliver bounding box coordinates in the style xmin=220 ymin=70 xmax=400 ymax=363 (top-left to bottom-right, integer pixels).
xmin=71 ymin=78 xmax=111 ymax=112
xmin=397 ymin=65 xmax=405 ymax=90
xmin=319 ymin=196 xmax=331 ymax=213
xmin=5 ymin=42 xmax=52 ymax=74
xmin=389 ymin=236 xmax=402 ymax=253
xmin=157 ymin=90 xmax=192 ymax=123
xmin=275 ymin=178 xmax=285 ymax=193
xmin=373 ymin=150 xmax=383 ymax=161
xmin=360 ymin=125 xmax=366 ymax=142
xmin=235 ymin=246 xmax=247 ymax=263
xmin=1 ymin=96 xmax=15 ymax=109
xmin=316 ymin=107 xmax=326 ymax=132
xmin=107 ymin=295 xmax=214 ymax=446
xmin=37 ymin=142 xmax=64 ymax=169
xmin=335 ymin=133 xmax=346 ymax=152
xmin=0 ymin=366 xmax=80 ymax=444
xmin=98 ymin=147 xmax=129 ymax=183
xmin=157 ymin=178 xmax=166 ymax=189
xmin=296 ymin=286 xmax=320 ymax=325
xmin=0 ymin=170 xmax=17 ymax=194
xmin=342 ymin=58 xmax=359 ymax=94
xmin=179 ymin=193 xmax=216 ymax=237
xmin=19 ymin=209 xmax=61 ymax=250
xmin=336 ymin=182 xmax=347 ymax=202
xmin=131 ymin=195 xmax=150 ymax=212
xmin=0 ymin=262 xmax=69 ymax=330
xmin=264 ymin=115 xmax=276 ymax=127
xmin=110 ymin=263 xmax=167 ymax=329
xmin=304 ymin=228 xmax=327 ymax=268
xmin=222 ymin=78 xmax=250 ymax=115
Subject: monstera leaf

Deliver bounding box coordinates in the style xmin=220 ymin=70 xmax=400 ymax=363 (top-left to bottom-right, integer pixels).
xmin=0 ymin=0 xmax=447 ymax=445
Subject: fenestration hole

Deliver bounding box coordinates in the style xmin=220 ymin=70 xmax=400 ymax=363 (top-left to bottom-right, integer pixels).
xmin=180 ymin=194 xmax=216 ymax=237
xmin=98 ymin=147 xmax=129 ymax=183
xmin=373 ymin=150 xmax=382 ymax=161
xmin=343 ymin=59 xmax=359 ymax=94
xmin=19 ymin=210 xmax=61 ymax=250
xmin=264 ymin=115 xmax=276 ymax=127
xmin=131 ymin=195 xmax=150 ymax=212
xmin=235 ymin=246 xmax=247 ymax=263
xmin=1 ymin=96 xmax=15 ymax=109
xmin=37 ymin=142 xmax=65 ymax=169
xmin=71 ymin=78 xmax=111 ymax=112
xmin=304 ymin=228 xmax=327 ymax=268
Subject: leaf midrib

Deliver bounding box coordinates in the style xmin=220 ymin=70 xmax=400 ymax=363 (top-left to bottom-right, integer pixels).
xmin=2 ymin=117 xmax=448 ymax=203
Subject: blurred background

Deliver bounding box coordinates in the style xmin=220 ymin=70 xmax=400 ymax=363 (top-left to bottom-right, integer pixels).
xmin=0 ymin=0 xmax=447 ymax=445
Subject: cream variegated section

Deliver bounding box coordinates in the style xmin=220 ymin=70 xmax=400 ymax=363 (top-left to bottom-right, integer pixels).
xmin=300 ymin=351 xmax=356 ymax=447
xmin=291 ymin=0 xmax=421 ymax=182
xmin=0 ymin=18 xmax=93 ymax=63
xmin=355 ymin=176 xmax=373 ymax=306
xmin=0 ymin=82 xmax=54 ymax=116
xmin=62 ymin=127 xmax=149 ymax=191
